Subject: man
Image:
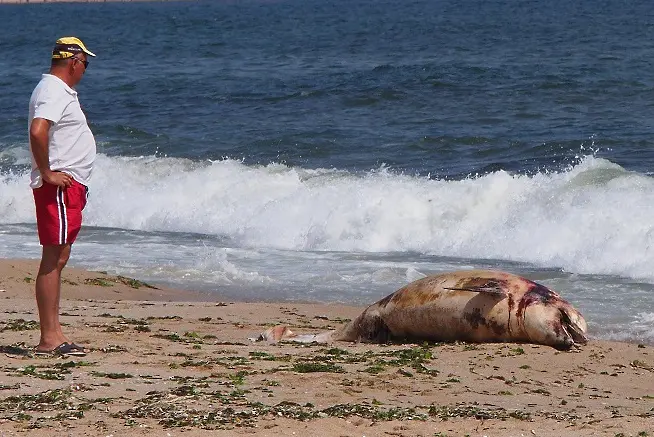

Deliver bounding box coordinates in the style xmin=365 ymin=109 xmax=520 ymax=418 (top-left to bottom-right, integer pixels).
xmin=28 ymin=37 xmax=96 ymax=356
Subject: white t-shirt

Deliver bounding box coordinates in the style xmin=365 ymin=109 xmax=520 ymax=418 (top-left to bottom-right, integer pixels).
xmin=28 ymin=74 xmax=96 ymax=188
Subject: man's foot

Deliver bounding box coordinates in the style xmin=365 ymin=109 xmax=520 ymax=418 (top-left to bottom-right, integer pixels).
xmin=34 ymin=342 xmax=86 ymax=357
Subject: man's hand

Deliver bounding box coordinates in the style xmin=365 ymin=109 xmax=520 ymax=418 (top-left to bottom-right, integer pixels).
xmin=42 ymin=170 xmax=73 ymax=188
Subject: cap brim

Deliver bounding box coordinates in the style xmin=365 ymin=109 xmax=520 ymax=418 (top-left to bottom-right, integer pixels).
xmin=81 ymin=47 xmax=96 ymax=57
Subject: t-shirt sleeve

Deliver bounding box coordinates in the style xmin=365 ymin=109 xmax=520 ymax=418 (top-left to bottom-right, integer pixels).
xmin=32 ymin=87 xmax=68 ymax=124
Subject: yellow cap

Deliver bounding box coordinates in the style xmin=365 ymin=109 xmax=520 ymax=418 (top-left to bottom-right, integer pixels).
xmin=52 ymin=37 xmax=96 ymax=60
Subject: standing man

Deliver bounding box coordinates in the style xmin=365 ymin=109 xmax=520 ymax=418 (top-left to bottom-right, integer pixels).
xmin=28 ymin=37 xmax=96 ymax=356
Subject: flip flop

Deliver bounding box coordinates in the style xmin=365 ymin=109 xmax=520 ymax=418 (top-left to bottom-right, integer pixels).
xmin=63 ymin=343 xmax=87 ymax=356
xmin=35 ymin=342 xmax=87 ymax=357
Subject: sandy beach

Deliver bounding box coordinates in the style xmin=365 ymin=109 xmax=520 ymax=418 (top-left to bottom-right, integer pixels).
xmin=0 ymin=258 xmax=652 ymax=436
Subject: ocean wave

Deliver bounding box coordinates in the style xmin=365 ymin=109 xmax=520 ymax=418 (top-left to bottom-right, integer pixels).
xmin=2 ymin=153 xmax=653 ymax=283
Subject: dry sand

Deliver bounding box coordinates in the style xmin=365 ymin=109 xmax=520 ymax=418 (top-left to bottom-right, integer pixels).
xmin=0 ymin=258 xmax=652 ymax=436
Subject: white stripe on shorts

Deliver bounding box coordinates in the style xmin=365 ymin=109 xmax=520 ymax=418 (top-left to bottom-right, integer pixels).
xmin=56 ymin=187 xmax=67 ymax=244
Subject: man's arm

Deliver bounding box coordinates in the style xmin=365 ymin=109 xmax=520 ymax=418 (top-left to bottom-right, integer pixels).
xmin=29 ymin=118 xmax=72 ymax=188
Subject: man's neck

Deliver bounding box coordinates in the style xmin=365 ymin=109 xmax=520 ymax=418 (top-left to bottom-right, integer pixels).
xmin=49 ymin=68 xmax=76 ymax=88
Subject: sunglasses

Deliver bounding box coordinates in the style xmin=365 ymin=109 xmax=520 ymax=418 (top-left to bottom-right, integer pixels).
xmin=72 ymin=57 xmax=89 ymax=69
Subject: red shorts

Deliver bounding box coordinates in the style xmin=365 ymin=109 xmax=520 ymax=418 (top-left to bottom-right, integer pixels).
xmin=33 ymin=180 xmax=88 ymax=246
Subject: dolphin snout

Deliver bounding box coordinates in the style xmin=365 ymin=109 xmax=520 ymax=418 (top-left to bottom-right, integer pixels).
xmin=559 ymin=307 xmax=588 ymax=348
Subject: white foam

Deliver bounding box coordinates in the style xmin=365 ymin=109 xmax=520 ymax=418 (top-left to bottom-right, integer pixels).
xmin=2 ymin=153 xmax=654 ymax=283
xmin=0 ymin=169 xmax=33 ymax=223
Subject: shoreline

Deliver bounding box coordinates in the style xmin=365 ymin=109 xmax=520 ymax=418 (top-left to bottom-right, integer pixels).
xmin=1 ymin=258 xmax=653 ymax=436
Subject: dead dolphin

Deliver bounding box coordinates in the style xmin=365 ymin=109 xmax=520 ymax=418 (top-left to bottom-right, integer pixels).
xmin=255 ymin=270 xmax=588 ymax=350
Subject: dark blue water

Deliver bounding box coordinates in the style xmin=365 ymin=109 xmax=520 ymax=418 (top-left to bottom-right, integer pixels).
xmin=2 ymin=0 xmax=654 ymax=176
xmin=1 ymin=0 xmax=654 ymax=344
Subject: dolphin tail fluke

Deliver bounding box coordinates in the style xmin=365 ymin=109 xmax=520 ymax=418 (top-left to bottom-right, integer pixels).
xmin=250 ymin=325 xmax=335 ymax=343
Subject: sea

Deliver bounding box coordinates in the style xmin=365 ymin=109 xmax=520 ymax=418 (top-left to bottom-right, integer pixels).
xmin=1 ymin=0 xmax=653 ymax=345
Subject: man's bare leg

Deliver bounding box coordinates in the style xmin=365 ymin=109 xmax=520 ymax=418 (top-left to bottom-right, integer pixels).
xmin=35 ymin=244 xmax=71 ymax=351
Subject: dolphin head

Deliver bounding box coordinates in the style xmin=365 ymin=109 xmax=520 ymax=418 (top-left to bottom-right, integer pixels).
xmin=557 ymin=304 xmax=588 ymax=347
xmin=522 ymin=298 xmax=588 ymax=350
